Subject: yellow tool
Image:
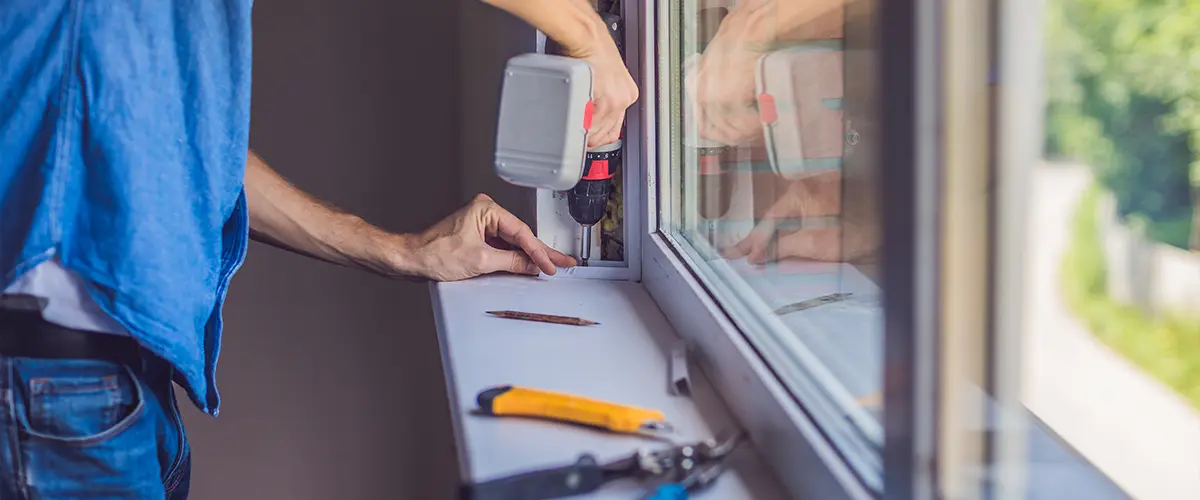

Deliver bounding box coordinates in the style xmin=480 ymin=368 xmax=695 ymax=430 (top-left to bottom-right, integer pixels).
xmin=475 ymin=385 xmax=674 ymax=434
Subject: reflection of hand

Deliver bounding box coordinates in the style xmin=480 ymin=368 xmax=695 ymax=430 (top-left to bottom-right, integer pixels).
xmin=685 ymin=3 xmax=771 ymax=146
xmin=685 ymin=0 xmax=846 ymax=146
xmin=723 ymin=171 xmax=876 ymax=264
xmin=726 ymin=223 xmax=843 ymax=263
xmin=408 ymin=195 xmax=577 ymax=281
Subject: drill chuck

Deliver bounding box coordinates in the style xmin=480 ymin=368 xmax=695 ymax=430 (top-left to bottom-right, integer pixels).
xmin=568 ymin=178 xmax=612 ymax=226
xmin=568 ymin=140 xmax=622 ymax=227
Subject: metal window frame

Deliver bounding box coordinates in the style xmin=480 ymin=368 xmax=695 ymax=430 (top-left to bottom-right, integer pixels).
xmin=633 ymin=0 xmax=942 ymax=498
xmin=636 ymin=0 xmax=873 ymax=495
xmin=989 ymin=0 xmax=1042 ymax=497
xmin=876 ymin=0 xmax=942 ymax=496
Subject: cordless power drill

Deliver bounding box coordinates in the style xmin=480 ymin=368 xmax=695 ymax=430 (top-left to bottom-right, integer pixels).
xmin=493 ymin=12 xmax=625 ymax=266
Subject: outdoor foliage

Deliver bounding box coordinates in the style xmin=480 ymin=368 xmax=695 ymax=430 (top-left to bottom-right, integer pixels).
xmin=1062 ymin=187 xmax=1200 ymax=409
xmin=1045 ymin=0 xmax=1198 ymax=249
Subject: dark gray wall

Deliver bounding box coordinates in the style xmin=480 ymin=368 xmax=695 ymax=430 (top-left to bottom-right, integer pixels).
xmin=179 ymin=2 xmax=462 ymax=498
xmin=457 ymin=0 xmax=538 ymax=222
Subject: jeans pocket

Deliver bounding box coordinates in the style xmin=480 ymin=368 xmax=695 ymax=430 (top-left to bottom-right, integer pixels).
xmin=17 ymin=360 xmax=146 ymax=446
xmin=13 ymin=359 xmax=164 ymax=498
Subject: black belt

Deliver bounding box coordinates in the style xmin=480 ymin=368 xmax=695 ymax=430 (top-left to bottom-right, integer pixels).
xmin=0 ymin=309 xmax=142 ymax=366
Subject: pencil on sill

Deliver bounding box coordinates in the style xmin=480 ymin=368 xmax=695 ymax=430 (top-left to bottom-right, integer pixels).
xmin=485 ymin=310 xmax=600 ymax=326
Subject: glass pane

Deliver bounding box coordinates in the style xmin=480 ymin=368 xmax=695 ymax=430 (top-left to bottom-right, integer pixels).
xmin=1014 ymin=0 xmax=1200 ymax=497
xmin=660 ymin=0 xmax=884 ymax=489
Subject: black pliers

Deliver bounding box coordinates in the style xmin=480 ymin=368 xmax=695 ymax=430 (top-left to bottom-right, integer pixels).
xmin=460 ymin=430 xmax=743 ymax=500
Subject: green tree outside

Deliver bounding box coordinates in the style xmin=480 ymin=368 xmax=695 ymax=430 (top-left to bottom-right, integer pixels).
xmin=1045 ymin=0 xmax=1198 ymax=249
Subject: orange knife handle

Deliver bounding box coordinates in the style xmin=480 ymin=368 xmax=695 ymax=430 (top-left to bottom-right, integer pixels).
xmin=476 ymin=385 xmax=665 ymax=433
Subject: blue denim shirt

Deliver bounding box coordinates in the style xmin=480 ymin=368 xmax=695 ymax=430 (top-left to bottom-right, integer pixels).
xmin=0 ymin=0 xmax=253 ymax=415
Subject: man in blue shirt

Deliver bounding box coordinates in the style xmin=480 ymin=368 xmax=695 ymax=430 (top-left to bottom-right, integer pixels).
xmin=0 ymin=0 xmax=635 ymax=498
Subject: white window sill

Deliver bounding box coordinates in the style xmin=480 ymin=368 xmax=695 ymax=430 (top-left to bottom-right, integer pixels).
xmin=429 ymin=275 xmax=788 ymax=499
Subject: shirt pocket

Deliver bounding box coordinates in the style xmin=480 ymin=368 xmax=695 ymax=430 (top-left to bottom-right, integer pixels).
xmin=20 ymin=361 xmax=146 ymax=446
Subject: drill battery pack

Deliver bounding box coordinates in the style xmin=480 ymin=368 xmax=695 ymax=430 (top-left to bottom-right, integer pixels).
xmin=494 ymin=54 xmax=594 ymax=192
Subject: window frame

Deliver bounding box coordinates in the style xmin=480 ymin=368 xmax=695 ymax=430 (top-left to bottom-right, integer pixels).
xmin=556 ymin=0 xmax=1103 ymax=497
xmin=633 ymin=3 xmax=866 ymax=499
xmin=627 ymin=0 xmax=948 ymax=498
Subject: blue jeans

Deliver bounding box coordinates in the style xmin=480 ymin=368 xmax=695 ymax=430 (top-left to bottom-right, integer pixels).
xmin=0 ymin=352 xmax=191 ymax=499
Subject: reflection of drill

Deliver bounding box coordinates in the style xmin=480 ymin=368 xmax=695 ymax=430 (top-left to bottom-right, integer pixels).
xmin=549 ymin=12 xmax=624 ymax=266
xmin=696 ymin=144 xmax=732 ymax=219
xmin=693 ymin=7 xmax=734 ymax=244
xmin=692 ymin=140 xmax=733 ymax=248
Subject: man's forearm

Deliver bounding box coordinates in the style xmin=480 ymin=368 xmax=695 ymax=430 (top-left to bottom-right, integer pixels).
xmin=722 ymin=0 xmax=845 ymax=48
xmin=481 ymin=0 xmax=609 ymax=56
xmin=244 ymin=150 xmax=416 ymax=277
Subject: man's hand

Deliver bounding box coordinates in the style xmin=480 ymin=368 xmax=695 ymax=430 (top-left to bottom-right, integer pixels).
xmin=482 ymin=0 xmax=637 ymax=148
xmin=563 ymin=36 xmax=638 ymax=148
xmin=245 ymin=151 xmax=573 ymax=282
xmin=722 ymin=171 xmax=876 ymax=264
xmin=686 ymin=0 xmax=845 ymax=146
xmin=405 ymin=194 xmax=576 ymax=281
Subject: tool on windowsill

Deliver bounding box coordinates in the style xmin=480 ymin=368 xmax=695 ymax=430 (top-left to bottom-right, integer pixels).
xmin=668 ymin=341 xmax=691 ymax=397
xmin=485 ymin=310 xmax=600 ymax=327
xmin=475 ymin=385 xmax=674 ymax=435
xmin=773 ymin=292 xmax=854 ymax=316
xmin=644 ymin=461 xmax=731 ymax=500
xmin=459 ymin=430 xmax=743 ymax=500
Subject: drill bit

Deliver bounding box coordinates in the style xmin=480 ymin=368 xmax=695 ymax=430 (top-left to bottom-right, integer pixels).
xmin=580 ymin=225 xmax=592 ymax=266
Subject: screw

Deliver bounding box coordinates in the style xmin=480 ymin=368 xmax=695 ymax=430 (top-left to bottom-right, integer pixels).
xmin=565 ymin=471 xmax=581 ymax=490
xmin=846 ymin=129 xmax=860 ymax=146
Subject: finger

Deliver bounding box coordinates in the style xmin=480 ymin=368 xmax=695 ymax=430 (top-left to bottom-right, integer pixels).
xmin=489 ymin=206 xmax=560 ymax=275
xmin=747 ymin=246 xmax=772 ymax=265
xmin=587 ymin=126 xmax=616 ymax=149
xmin=723 ymin=215 xmax=778 ymax=258
xmin=546 ymin=246 xmax=578 ymax=268
xmin=698 ymin=104 xmax=748 ymax=146
xmin=588 ymin=111 xmax=622 ymax=148
xmin=484 ymin=248 xmax=541 ymax=276
xmin=726 ymin=106 xmax=763 ymax=145
xmin=722 ymin=236 xmax=754 ymax=260
xmin=597 ymin=91 xmax=629 ymax=137
xmin=707 ymin=102 xmax=738 ymax=143
xmin=710 ymin=104 xmax=757 ymax=146
xmin=776 ymin=227 xmax=843 ymax=262
xmin=746 ymin=236 xmax=776 ymax=265
xmin=501 ymin=231 xmax=577 ymax=270
xmin=694 ymin=69 xmax=737 ymax=142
